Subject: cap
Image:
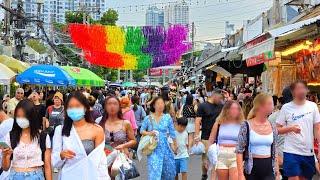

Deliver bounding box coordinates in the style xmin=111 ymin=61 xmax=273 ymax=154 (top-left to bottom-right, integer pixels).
xmin=53 ymin=92 xmax=63 ymax=101
xmin=120 ymin=97 xmax=131 ymax=108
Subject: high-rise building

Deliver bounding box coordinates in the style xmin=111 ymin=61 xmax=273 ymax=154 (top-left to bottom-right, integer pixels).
xmin=164 ymin=1 xmax=189 ymax=27
xmin=145 ymin=6 xmax=164 ymax=26
xmin=11 ymin=0 xmax=107 ymax=25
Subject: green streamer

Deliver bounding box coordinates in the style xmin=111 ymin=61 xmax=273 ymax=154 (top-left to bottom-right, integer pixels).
xmin=125 ymin=27 xmax=151 ymax=70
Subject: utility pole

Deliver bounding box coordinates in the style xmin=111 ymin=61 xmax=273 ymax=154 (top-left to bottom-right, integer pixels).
xmin=3 ymin=0 xmax=11 ymax=45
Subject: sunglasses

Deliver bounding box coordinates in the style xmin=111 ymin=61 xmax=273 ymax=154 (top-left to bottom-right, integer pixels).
xmin=110 ymin=132 xmax=114 ymax=142
xmin=17 ymin=92 xmax=24 ymax=94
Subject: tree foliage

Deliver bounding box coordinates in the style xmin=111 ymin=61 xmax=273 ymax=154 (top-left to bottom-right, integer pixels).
xmin=65 ymin=11 xmax=93 ymax=24
xmin=100 ymin=9 xmax=119 ymax=26
xmin=26 ymin=39 xmax=47 ymax=54
xmin=133 ymin=70 xmax=146 ymax=82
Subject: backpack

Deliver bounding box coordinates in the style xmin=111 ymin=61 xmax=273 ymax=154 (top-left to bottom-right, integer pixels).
xmin=10 ymin=130 xmax=49 ymax=162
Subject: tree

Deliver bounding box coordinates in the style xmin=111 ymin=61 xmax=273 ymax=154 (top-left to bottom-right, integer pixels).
xmin=133 ymin=70 xmax=146 ymax=82
xmin=26 ymin=39 xmax=47 ymax=54
xmin=65 ymin=11 xmax=93 ymax=24
xmin=100 ymin=9 xmax=119 ymax=25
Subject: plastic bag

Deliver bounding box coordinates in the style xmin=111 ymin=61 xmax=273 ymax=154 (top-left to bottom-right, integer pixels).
xmin=111 ymin=152 xmax=131 ymax=177
xmin=137 ymin=132 xmax=158 ymax=161
xmin=207 ymin=143 xmax=219 ymax=170
xmin=190 ymin=142 xmax=205 ymax=155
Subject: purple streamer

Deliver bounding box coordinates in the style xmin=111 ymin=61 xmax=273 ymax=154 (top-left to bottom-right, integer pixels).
xmin=142 ymin=25 xmax=190 ymax=68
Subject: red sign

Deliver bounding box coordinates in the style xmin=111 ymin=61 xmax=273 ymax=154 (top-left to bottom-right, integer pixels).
xmin=246 ymin=51 xmax=275 ymax=67
xmin=245 ymin=34 xmax=268 ymax=49
xmin=149 ymin=68 xmax=169 ymax=76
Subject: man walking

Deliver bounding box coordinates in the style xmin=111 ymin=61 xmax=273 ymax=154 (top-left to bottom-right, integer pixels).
xmin=277 ymin=80 xmax=320 ymax=180
xmin=195 ymin=89 xmax=223 ymax=180
xmin=7 ymin=88 xmax=24 ymax=117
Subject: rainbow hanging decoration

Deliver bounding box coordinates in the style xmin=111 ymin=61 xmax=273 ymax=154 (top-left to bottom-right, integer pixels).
xmin=68 ymin=23 xmax=190 ymax=70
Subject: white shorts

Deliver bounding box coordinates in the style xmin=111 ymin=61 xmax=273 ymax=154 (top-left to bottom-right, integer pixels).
xmin=186 ymin=118 xmax=195 ymax=133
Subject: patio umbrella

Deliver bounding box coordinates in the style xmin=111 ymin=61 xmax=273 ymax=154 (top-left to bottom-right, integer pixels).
xmin=61 ymin=66 xmax=105 ymax=87
xmin=17 ymin=65 xmax=75 ymax=86
xmin=0 ymin=63 xmax=16 ymax=85
xmin=0 ymin=55 xmax=30 ymax=73
xmin=122 ymin=82 xmax=137 ymax=87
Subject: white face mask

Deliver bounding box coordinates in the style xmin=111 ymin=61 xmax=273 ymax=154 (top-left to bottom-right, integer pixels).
xmin=16 ymin=118 xmax=30 ymax=129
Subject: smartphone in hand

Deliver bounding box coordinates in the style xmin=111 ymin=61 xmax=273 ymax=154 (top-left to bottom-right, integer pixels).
xmin=0 ymin=142 xmax=9 ymax=149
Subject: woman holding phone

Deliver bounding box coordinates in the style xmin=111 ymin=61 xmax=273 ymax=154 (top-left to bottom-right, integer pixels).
xmin=1 ymin=99 xmax=52 ymax=180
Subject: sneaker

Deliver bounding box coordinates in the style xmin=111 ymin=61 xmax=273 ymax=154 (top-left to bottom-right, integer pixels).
xmin=53 ymin=168 xmax=59 ymax=173
xmin=201 ymin=174 xmax=208 ymax=180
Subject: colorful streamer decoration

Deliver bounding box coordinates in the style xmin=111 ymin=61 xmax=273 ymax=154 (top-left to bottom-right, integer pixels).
xmin=68 ymin=23 xmax=190 ymax=70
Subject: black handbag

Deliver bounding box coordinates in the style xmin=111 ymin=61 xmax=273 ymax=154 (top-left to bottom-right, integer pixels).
xmin=119 ymin=161 xmax=140 ymax=180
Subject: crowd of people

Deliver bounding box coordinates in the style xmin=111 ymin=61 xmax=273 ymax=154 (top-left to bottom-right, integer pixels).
xmin=0 ymin=80 xmax=319 ymax=180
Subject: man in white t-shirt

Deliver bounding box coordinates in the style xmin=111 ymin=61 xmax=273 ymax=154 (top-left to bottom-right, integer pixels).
xmin=277 ymin=80 xmax=320 ymax=180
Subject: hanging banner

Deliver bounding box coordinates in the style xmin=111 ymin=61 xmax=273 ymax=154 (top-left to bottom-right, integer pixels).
xmin=242 ymin=38 xmax=275 ymax=60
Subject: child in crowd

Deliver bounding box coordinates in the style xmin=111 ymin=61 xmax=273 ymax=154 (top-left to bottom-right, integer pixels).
xmin=170 ymin=117 xmax=189 ymax=180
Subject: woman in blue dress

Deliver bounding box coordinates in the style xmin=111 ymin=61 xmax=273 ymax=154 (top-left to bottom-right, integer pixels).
xmin=141 ymin=96 xmax=177 ymax=180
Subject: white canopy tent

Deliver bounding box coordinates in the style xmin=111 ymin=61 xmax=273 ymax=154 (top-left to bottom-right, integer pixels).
xmin=0 ymin=63 xmax=16 ymax=85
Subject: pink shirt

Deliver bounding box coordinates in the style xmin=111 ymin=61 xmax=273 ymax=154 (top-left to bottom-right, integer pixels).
xmin=122 ymin=109 xmax=137 ymax=130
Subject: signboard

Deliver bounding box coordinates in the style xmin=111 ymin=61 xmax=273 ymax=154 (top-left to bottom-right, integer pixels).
xmin=243 ymin=38 xmax=275 ymax=60
xmin=149 ymin=68 xmax=169 ymax=76
xmin=246 ymin=51 xmax=275 ymax=67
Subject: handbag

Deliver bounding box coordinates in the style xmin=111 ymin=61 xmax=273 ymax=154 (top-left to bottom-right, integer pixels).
xmin=141 ymin=115 xmax=158 ymax=156
xmin=119 ymin=159 xmax=140 ymax=180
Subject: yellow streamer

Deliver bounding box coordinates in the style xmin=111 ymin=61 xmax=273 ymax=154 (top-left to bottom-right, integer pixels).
xmin=105 ymin=26 xmax=137 ymax=70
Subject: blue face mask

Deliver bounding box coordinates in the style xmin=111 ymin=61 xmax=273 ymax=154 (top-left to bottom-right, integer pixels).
xmin=67 ymin=108 xmax=85 ymax=122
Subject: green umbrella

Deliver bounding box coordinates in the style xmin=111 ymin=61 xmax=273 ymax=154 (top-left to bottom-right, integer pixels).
xmin=62 ymin=66 xmax=105 ymax=87
xmin=122 ymin=82 xmax=137 ymax=87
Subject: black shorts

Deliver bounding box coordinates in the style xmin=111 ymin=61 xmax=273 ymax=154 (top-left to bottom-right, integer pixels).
xmin=245 ymin=158 xmax=274 ymax=180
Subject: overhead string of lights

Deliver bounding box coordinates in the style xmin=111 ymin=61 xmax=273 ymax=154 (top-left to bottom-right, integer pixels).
xmin=107 ymin=0 xmax=233 ymax=13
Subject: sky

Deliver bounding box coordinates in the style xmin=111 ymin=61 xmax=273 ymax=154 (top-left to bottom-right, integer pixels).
xmin=106 ymin=0 xmax=273 ymax=41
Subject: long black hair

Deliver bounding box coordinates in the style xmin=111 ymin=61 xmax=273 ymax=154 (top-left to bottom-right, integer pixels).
xmin=62 ymin=91 xmax=94 ymax=136
xmin=99 ymin=96 xmax=123 ymax=130
xmin=131 ymin=95 xmax=140 ymax=111
xmin=185 ymin=94 xmax=194 ymax=106
xmin=161 ymin=91 xmax=170 ymax=101
xmin=10 ymin=99 xmax=40 ymax=149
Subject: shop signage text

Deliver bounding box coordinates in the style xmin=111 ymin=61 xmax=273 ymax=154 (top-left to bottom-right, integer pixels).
xmin=246 ymin=51 xmax=275 ymax=67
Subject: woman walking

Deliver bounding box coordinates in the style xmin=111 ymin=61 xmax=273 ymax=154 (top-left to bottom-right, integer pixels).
xmin=51 ymin=92 xmax=109 ymax=180
xmin=98 ymin=96 xmax=136 ymax=155
xmin=141 ymin=96 xmax=177 ymax=180
xmin=2 ymin=99 xmax=52 ymax=180
xmin=236 ymin=93 xmax=280 ymax=180
xmin=182 ymin=94 xmax=196 ymax=149
xmin=208 ymin=100 xmax=244 ymax=180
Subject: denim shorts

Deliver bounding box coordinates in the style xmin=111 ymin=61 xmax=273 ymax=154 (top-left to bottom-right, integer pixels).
xmin=175 ymin=158 xmax=189 ymax=174
xmin=9 ymin=169 xmax=44 ymax=180
xmin=283 ymin=152 xmax=316 ymax=179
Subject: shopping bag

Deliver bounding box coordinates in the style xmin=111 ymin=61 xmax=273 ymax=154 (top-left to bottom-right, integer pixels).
xmin=111 ymin=152 xmax=130 ymax=177
xmin=190 ymin=142 xmax=205 ymax=155
xmin=119 ymin=159 xmax=140 ymax=180
xmin=207 ymin=143 xmax=219 ymax=170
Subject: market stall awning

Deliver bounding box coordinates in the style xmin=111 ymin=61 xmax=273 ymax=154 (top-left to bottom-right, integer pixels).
xmin=61 ymin=66 xmax=105 ymax=87
xmin=206 ymin=65 xmax=232 ymax=77
xmin=0 ymin=63 xmax=16 ymax=85
xmin=0 ymin=55 xmax=30 ymax=73
xmin=122 ymin=82 xmax=137 ymax=87
xmin=17 ymin=65 xmax=75 ymax=86
xmin=268 ymin=15 xmax=320 ymax=37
